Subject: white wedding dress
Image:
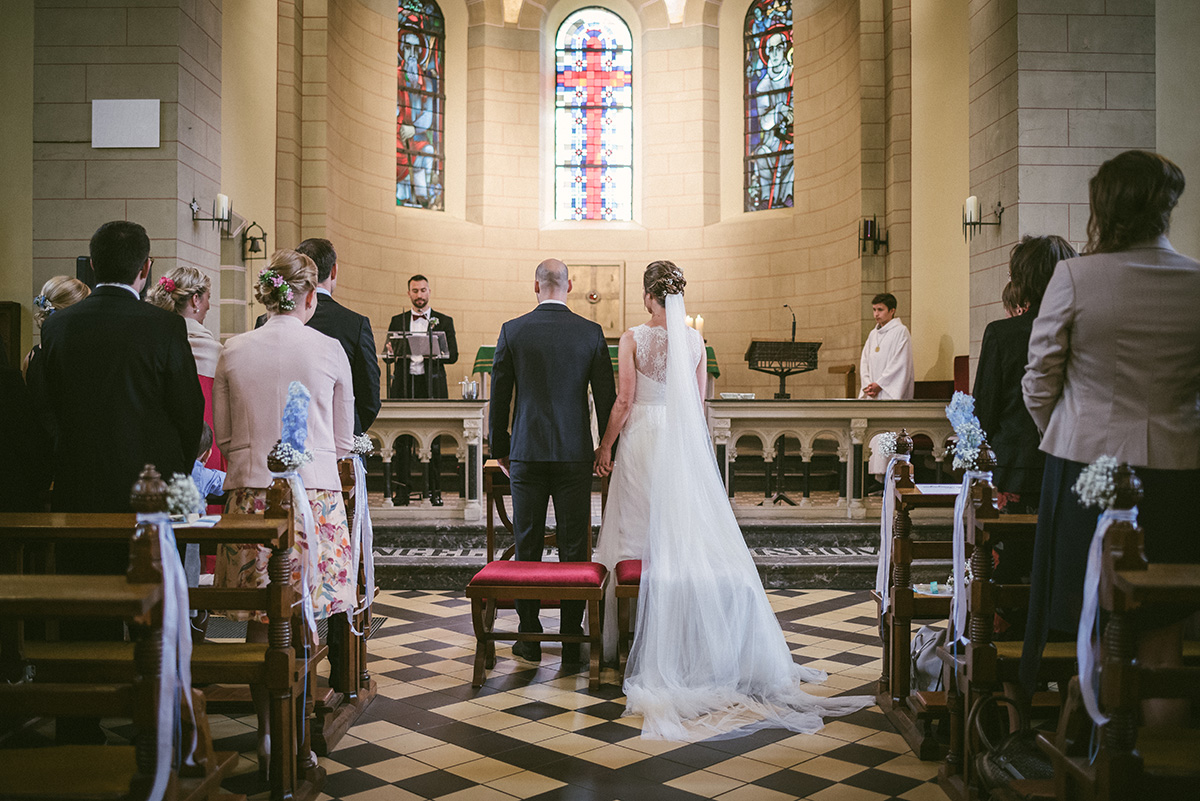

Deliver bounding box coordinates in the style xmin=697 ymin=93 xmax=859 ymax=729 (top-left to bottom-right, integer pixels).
xmin=595 ymin=295 xmax=871 ymax=741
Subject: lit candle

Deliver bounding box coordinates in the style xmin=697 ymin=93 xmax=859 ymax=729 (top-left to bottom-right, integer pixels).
xmin=964 ymin=195 xmax=980 ymax=224
xmin=695 ymin=315 xmax=704 ymax=338
xmin=685 ymin=315 xmax=694 ymax=328
xmin=216 ymin=193 xmax=230 ymax=220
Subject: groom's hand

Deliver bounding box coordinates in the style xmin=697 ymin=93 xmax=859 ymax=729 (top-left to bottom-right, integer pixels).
xmin=594 ymin=446 xmax=613 ymax=477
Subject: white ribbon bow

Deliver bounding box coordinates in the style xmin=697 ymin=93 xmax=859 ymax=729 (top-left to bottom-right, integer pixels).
xmin=875 ymin=453 xmax=912 ymax=612
xmin=950 ymin=470 xmax=992 ymax=643
xmin=270 ymin=471 xmax=320 ymax=641
xmin=348 ymin=454 xmax=376 ymax=630
xmin=1078 ymin=506 xmax=1139 ymax=726
xmin=135 ymin=513 xmax=196 ymax=801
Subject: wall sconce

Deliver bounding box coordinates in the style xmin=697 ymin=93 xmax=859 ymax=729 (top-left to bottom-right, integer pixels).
xmin=963 ymin=196 xmax=1004 ymax=242
xmin=191 ymin=194 xmax=232 ymax=230
xmin=243 ymin=221 xmax=268 ymax=263
xmin=859 ymin=216 xmax=889 ymax=255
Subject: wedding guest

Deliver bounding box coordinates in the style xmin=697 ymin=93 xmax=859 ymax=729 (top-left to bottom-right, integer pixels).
xmin=1019 ymin=151 xmax=1200 ymax=726
xmin=974 ymin=236 xmax=1077 ymax=515
xmin=22 ymin=275 xmax=90 ymax=378
xmin=0 ymin=346 xmax=50 ymax=512
xmin=147 ymin=266 xmax=225 ymax=472
xmin=213 ymin=249 xmax=355 ymax=770
xmin=1000 ymin=281 xmax=1025 ymax=318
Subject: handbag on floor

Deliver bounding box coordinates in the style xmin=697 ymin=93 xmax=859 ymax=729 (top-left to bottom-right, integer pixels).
xmin=968 ymin=692 xmax=1054 ymax=792
xmin=910 ymin=624 xmax=946 ymax=692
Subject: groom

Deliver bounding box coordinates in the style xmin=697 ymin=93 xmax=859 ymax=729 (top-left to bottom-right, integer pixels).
xmin=490 ymin=259 xmax=616 ymax=663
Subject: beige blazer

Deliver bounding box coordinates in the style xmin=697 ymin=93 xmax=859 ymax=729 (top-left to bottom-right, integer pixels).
xmin=1023 ymin=236 xmax=1200 ymax=470
xmin=214 ymin=314 xmax=354 ymax=492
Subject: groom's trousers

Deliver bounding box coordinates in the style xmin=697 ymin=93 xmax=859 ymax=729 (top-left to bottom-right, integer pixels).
xmin=508 ymin=459 xmax=593 ymax=634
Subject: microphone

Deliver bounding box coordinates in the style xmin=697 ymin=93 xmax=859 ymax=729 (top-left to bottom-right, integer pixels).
xmin=783 ymin=304 xmax=796 ymax=342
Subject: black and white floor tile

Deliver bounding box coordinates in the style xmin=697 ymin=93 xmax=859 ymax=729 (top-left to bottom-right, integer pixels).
xmin=205 ymin=589 xmax=941 ymax=801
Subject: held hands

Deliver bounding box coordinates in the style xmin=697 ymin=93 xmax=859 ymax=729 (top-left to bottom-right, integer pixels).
xmin=498 ymin=457 xmax=510 ymax=477
xmin=594 ymin=446 xmax=613 ymax=478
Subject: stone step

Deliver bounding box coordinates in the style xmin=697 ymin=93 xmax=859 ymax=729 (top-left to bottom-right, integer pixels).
xmin=370 ymin=546 xmax=952 ymax=591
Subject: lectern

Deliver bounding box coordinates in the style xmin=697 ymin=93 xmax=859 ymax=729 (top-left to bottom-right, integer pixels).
xmin=744 ymin=340 xmax=821 ymax=400
xmin=385 ymin=330 xmax=450 ymax=399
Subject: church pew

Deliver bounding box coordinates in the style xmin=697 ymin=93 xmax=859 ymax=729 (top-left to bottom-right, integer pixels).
xmin=1037 ymin=465 xmax=1200 ymax=801
xmin=0 ymin=472 xmax=325 ymax=801
xmin=0 ymin=488 xmax=239 ymax=801
xmin=936 ymin=454 xmax=1074 ymax=801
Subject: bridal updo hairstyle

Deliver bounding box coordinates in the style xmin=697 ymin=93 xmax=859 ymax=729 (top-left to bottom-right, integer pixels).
xmin=33 ymin=275 xmax=90 ymax=328
xmin=146 ymin=266 xmax=211 ymax=314
xmin=1087 ymin=150 xmax=1184 ymax=255
xmin=255 ymin=249 xmax=317 ymax=313
xmin=644 ymin=260 xmax=686 ymax=305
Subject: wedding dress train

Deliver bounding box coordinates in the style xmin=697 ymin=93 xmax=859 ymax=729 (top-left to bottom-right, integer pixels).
xmin=596 ymin=295 xmax=871 ymax=741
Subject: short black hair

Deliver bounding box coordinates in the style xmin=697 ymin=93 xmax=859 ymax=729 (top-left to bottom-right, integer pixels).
xmin=296 ymin=238 xmax=337 ymax=283
xmin=871 ymin=292 xmax=897 ymax=311
xmin=90 ymin=220 xmax=150 ymax=284
xmin=408 ymin=274 xmax=428 ymax=287
xmin=198 ymin=422 xmax=213 ymax=460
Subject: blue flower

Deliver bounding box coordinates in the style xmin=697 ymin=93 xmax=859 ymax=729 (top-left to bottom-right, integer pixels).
xmin=281 ymin=381 xmax=311 ymax=453
xmin=945 ymin=391 xmax=985 ymax=470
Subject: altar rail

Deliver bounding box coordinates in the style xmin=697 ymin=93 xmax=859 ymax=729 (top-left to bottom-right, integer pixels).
xmin=706 ymin=399 xmax=955 ymax=519
xmin=367 ymin=400 xmax=487 ymax=520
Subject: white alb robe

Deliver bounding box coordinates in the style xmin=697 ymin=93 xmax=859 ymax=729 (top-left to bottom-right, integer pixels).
xmin=860 ymin=317 xmax=914 ymax=474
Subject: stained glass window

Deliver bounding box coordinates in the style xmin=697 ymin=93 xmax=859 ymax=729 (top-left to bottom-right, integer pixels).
xmin=744 ymin=0 xmax=794 ymax=212
xmin=397 ymin=0 xmax=445 ymax=210
xmin=555 ymin=9 xmax=633 ymax=221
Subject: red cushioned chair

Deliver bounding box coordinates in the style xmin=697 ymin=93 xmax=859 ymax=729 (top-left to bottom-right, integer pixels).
xmin=613 ymin=559 xmax=641 ymax=675
xmin=465 ymin=462 xmax=609 ymax=689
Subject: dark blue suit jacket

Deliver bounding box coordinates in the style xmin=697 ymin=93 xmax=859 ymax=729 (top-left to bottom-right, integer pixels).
xmin=489 ymin=303 xmax=616 ymax=462
xmin=28 ymin=285 xmax=204 ymax=512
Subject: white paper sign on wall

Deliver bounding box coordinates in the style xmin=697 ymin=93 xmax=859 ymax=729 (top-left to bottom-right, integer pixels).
xmin=91 ymin=99 xmax=161 ymax=149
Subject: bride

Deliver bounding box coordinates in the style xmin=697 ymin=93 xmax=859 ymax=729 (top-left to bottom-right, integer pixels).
xmin=594 ymin=261 xmax=871 ymax=741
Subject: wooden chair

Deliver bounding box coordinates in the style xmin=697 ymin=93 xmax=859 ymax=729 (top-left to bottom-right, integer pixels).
xmin=1037 ymin=465 xmax=1200 ymax=800
xmin=613 ymin=559 xmax=641 ymax=675
xmin=310 ymin=458 xmax=378 ymax=756
xmin=465 ymin=462 xmax=608 ymax=689
xmin=0 ymin=478 xmax=239 ymax=801
xmin=0 ymin=470 xmax=326 ymax=801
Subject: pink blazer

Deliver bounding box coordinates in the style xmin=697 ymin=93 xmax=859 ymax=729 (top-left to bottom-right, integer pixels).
xmin=214 ymin=315 xmax=354 ymax=492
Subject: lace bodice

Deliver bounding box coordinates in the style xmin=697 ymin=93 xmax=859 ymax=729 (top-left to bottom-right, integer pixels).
xmin=631 ymin=324 xmax=703 ymax=404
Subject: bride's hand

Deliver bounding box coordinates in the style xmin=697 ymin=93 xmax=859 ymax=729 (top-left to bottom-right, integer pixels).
xmin=594 ymin=446 xmax=613 ymax=477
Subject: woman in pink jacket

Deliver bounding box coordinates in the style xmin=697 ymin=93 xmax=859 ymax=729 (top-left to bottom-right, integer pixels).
xmin=213 ymin=249 xmax=355 ymax=772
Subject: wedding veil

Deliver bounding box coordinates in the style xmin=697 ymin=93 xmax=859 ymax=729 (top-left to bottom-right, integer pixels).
xmin=622 ymin=293 xmax=870 ymax=740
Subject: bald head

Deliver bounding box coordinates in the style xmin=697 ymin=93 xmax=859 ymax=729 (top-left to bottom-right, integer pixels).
xmin=534 ymin=258 xmax=571 ymax=302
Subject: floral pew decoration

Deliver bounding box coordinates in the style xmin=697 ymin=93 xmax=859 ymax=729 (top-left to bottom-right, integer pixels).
xmin=945 ymin=392 xmax=991 ymax=648
xmin=347 ymin=433 xmax=377 ymax=632
xmin=874 ymin=429 xmax=911 ymax=614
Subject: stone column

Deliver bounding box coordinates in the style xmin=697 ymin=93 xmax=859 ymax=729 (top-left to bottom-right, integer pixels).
xmin=968 ymin=0 xmax=1156 ymax=366
xmin=32 ymin=0 xmax=223 ymax=310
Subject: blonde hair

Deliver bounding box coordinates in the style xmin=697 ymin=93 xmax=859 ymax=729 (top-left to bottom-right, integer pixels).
xmin=145 ymin=266 xmax=211 ymax=314
xmin=255 ymin=249 xmax=317 ymax=313
xmin=33 ymin=275 xmax=90 ymax=328
xmin=643 ymin=260 xmax=687 ymax=304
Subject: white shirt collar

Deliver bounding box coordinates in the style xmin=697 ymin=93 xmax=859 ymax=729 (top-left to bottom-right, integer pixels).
xmin=877 ymin=316 xmax=902 ymax=333
xmin=538 ymin=299 xmax=567 ymax=307
xmin=411 ymin=308 xmax=431 ymax=318
xmin=316 ymin=287 xmax=332 ymax=297
xmin=96 ymin=282 xmax=140 ymax=299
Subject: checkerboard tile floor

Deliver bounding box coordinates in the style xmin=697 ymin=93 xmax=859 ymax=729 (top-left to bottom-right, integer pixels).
xmin=204 ymin=589 xmax=940 ymax=801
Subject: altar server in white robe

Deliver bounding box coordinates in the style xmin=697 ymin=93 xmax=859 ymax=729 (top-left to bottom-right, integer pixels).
xmin=860 ymin=292 xmax=915 ymax=476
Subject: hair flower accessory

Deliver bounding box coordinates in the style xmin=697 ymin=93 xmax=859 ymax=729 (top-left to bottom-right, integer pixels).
xmin=159 ymin=276 xmax=177 ymax=293
xmin=945 ymin=391 xmax=985 ymax=470
xmin=33 ymin=294 xmax=54 ymax=313
xmin=258 ymin=268 xmax=296 ymax=311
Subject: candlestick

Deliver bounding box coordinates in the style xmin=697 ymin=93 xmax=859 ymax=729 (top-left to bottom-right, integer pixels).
xmin=685 ymin=315 xmax=694 ymax=328
xmin=695 ymin=315 xmax=704 ymax=337
xmin=216 ymin=193 xmax=230 ymax=220
xmin=964 ymin=195 xmax=980 ymax=224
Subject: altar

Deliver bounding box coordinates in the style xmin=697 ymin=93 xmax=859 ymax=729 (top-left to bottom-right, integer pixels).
xmin=367 ymin=400 xmax=487 ymax=520
xmin=706 ymin=399 xmax=956 ymax=519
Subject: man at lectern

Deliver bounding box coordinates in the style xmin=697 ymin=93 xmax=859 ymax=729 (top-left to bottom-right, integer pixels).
xmin=386 ymin=274 xmax=458 ymax=505
xmin=859 ymin=292 xmax=914 ymax=480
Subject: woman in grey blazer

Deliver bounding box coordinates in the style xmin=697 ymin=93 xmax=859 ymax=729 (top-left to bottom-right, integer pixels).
xmin=1019 ymin=151 xmax=1200 ymax=724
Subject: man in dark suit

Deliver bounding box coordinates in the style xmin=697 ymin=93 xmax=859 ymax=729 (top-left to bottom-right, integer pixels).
xmin=29 ymin=220 xmax=204 ymax=518
xmin=257 ymin=238 xmax=381 ymax=435
xmin=490 ymin=259 xmax=616 ymax=663
xmin=386 ymin=274 xmax=458 ymax=505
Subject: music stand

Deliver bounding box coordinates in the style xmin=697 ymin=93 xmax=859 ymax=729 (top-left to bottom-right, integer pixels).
xmin=745 ymin=340 xmax=821 ymax=505
xmin=385 ymin=330 xmax=449 ymax=399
